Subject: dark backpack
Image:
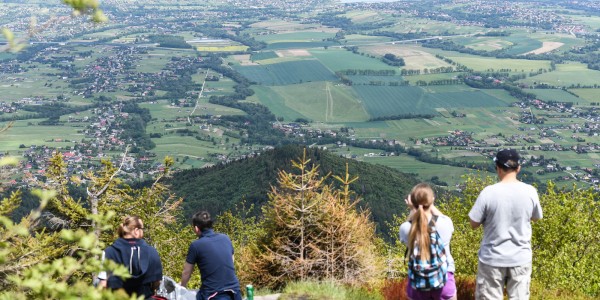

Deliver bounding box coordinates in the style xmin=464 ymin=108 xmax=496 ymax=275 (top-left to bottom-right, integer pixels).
xmin=407 ymin=215 xmax=448 ymax=291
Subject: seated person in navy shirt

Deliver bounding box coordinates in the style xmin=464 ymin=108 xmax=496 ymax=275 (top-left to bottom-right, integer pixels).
xmin=180 ymin=210 xmax=242 ymax=300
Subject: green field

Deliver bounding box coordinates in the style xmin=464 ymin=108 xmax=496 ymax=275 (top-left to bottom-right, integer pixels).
xmin=353 ymin=85 xmax=508 ymax=117
xmin=342 ymin=34 xmax=393 ymax=46
xmin=233 ymin=60 xmax=337 ymax=86
xmin=255 ymin=31 xmax=335 ymax=44
xmin=457 ymin=37 xmax=513 ymax=51
xmin=251 ymin=51 xmax=279 ymax=61
xmin=531 ymin=89 xmax=582 ymax=103
xmin=140 ymin=100 xmax=244 ymax=121
xmin=520 ymin=62 xmax=600 ymax=87
xmin=445 ymin=54 xmax=551 ymax=72
xmin=386 ymin=16 xmax=483 ymax=35
xmin=152 ymin=135 xmax=230 ymax=168
xmin=310 ymin=49 xmax=397 ymax=72
xmin=568 ymin=88 xmax=600 ymax=105
xmin=0 ymin=64 xmax=85 ymax=103
xmin=502 ymin=35 xmax=543 ymax=55
xmin=250 ymin=82 xmax=369 ymax=122
xmin=0 ymin=120 xmax=83 ymax=152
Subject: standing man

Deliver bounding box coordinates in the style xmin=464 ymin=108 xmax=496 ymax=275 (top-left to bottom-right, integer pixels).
xmin=469 ymin=149 xmax=543 ymax=300
xmin=181 ymin=211 xmax=242 ymax=300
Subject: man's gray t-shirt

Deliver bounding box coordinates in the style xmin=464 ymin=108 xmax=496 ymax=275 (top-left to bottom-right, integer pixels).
xmin=469 ymin=181 xmax=543 ymax=267
xmin=399 ymin=214 xmax=455 ymax=272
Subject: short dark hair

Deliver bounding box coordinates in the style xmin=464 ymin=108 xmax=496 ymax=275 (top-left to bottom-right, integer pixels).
xmin=494 ymin=148 xmax=520 ymax=171
xmin=192 ymin=210 xmax=213 ymax=231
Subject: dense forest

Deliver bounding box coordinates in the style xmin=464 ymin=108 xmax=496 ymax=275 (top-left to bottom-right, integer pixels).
xmin=159 ymin=145 xmax=419 ymax=238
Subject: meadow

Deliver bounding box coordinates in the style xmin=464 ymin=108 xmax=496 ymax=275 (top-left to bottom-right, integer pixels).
xmin=519 ymin=62 xmax=600 ymax=87
xmin=249 ymin=82 xmax=370 ymax=122
xmin=0 ymin=119 xmax=83 ymax=153
xmin=361 ymin=44 xmax=452 ymax=71
xmin=531 ymin=89 xmax=582 ymax=103
xmin=568 ymin=88 xmax=600 ymax=105
xmin=233 ymin=60 xmax=337 ymax=86
xmin=352 ymin=85 xmax=508 ymax=117
xmin=310 ymin=49 xmax=398 ymax=72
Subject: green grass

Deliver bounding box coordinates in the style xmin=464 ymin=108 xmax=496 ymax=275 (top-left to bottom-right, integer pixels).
xmin=531 ymin=89 xmax=581 ymax=103
xmin=255 ymin=31 xmax=335 ymax=44
xmin=352 ymin=86 xmax=508 ymax=117
xmin=342 ymin=34 xmax=393 ymax=45
xmin=152 ymin=135 xmax=230 ymax=168
xmin=0 ymin=120 xmax=83 ymax=152
xmin=279 ymin=281 xmax=383 ymax=300
xmin=454 ymin=36 xmax=513 ymax=51
xmin=446 ymin=55 xmax=551 ymax=72
xmin=0 ymin=64 xmax=77 ymax=102
xmin=362 ymin=154 xmax=485 ymax=187
xmin=568 ymin=88 xmax=600 ymax=105
xmin=502 ymin=34 xmax=543 ymax=55
xmin=250 ymin=82 xmax=369 ymax=122
xmin=310 ymin=49 xmax=397 ymax=72
xmin=520 ymin=62 xmax=600 ymax=87
xmin=233 ymin=60 xmax=337 ymax=86
xmin=251 ymin=51 xmax=279 ymax=61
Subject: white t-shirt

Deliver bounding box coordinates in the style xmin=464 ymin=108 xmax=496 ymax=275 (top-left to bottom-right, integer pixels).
xmin=469 ymin=181 xmax=543 ymax=267
xmin=399 ymin=214 xmax=455 ymax=273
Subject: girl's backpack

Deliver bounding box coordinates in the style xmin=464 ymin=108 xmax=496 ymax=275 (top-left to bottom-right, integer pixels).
xmin=407 ymin=215 xmax=448 ymax=291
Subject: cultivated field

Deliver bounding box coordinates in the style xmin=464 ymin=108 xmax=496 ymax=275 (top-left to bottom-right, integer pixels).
xmin=249 ymin=20 xmax=338 ymax=33
xmin=310 ymin=49 xmax=397 ymax=72
xmin=531 ymin=89 xmax=582 ymax=103
xmin=0 ymin=119 xmax=83 ymax=152
xmin=520 ymin=62 xmax=600 ymax=87
xmin=352 ymin=85 xmax=508 ymax=117
xmin=233 ymin=60 xmax=337 ymax=85
xmin=569 ymin=89 xmax=600 ymax=105
xmin=361 ymin=44 xmax=452 ymax=70
xmin=251 ymin=82 xmax=370 ymax=122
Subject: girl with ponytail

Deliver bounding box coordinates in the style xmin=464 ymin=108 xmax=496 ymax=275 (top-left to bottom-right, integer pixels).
xmin=399 ymin=183 xmax=457 ymax=300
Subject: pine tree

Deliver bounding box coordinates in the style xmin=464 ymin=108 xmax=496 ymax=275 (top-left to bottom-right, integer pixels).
xmin=252 ymin=151 xmax=383 ymax=288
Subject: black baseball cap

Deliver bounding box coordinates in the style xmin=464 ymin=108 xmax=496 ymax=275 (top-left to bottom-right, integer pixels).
xmin=494 ymin=148 xmax=520 ymax=169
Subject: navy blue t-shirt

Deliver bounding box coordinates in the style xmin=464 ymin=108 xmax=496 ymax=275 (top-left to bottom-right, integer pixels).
xmin=186 ymin=229 xmax=240 ymax=295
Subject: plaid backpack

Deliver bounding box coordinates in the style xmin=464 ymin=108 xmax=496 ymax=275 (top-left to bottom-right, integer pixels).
xmin=407 ymin=215 xmax=448 ymax=291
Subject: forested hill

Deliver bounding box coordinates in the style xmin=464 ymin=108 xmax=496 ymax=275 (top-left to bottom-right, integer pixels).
xmin=166 ymin=145 xmax=420 ymax=234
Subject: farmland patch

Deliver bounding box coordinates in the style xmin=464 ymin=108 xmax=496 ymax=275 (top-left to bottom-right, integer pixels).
xmin=353 ymin=86 xmax=508 ymax=118
xmin=233 ymin=60 xmax=337 ymax=85
xmin=251 ymin=82 xmax=369 ymax=122
xmin=310 ymin=49 xmax=397 ymax=72
xmin=524 ymin=41 xmax=564 ymax=55
xmin=362 ymin=44 xmax=451 ymax=70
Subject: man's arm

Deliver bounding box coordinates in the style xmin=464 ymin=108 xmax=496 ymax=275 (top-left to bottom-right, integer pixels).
xmin=470 ymin=218 xmax=481 ymax=229
xmin=180 ymin=262 xmax=194 ymax=288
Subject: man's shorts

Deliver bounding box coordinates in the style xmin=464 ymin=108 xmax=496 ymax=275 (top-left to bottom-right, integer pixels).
xmin=476 ymin=261 xmax=532 ymax=300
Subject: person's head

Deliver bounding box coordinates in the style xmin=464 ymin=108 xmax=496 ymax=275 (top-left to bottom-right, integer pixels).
xmin=494 ymin=148 xmax=521 ymax=175
xmin=117 ymin=215 xmax=144 ymax=239
xmin=409 ymin=182 xmax=435 ymax=210
xmin=191 ymin=210 xmax=213 ymax=234
xmin=408 ymin=183 xmax=435 ymax=260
